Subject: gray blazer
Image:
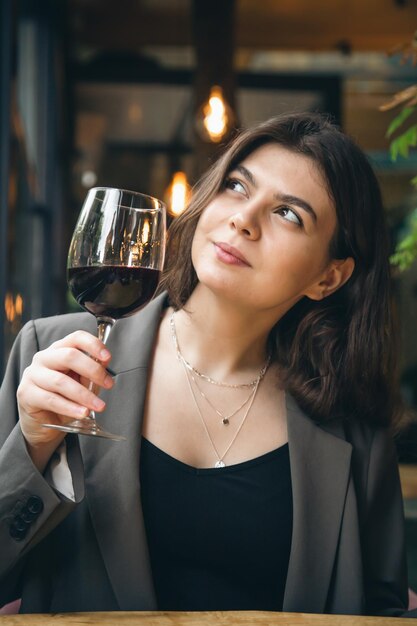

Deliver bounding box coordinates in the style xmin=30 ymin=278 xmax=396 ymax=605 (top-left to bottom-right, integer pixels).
xmin=0 ymin=294 xmax=410 ymax=615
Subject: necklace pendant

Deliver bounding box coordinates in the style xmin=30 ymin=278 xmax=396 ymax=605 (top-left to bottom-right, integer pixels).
xmin=215 ymin=460 xmax=226 ymax=468
xmin=222 ymin=417 xmax=229 ymax=426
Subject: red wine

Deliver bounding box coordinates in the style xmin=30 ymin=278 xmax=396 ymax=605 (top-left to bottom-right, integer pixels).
xmin=68 ymin=266 xmax=160 ymax=319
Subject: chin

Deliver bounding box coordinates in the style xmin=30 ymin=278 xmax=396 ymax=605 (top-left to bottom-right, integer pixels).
xmin=196 ymin=270 xmax=249 ymax=305
xmin=198 ymin=271 xmax=232 ymax=294
xmin=193 ymin=248 xmax=252 ymax=302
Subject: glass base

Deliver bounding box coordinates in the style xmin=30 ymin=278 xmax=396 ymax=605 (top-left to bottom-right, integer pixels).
xmin=41 ymin=419 xmax=126 ymax=441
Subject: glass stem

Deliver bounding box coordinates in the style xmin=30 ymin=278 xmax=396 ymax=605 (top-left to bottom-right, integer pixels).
xmin=97 ymin=317 xmax=115 ymax=344
xmin=87 ymin=317 xmax=115 ymax=426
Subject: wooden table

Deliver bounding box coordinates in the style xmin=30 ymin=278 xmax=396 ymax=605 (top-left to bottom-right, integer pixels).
xmin=0 ymin=612 xmax=414 ymax=625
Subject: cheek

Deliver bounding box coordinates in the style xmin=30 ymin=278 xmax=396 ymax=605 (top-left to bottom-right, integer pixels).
xmin=190 ymin=218 xmax=209 ymax=272
xmin=191 ymin=209 xmax=220 ymax=259
xmin=264 ymin=241 xmax=327 ymax=290
xmin=190 ymin=233 xmax=199 ymax=270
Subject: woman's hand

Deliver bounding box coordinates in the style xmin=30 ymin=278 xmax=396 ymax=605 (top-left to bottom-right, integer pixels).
xmin=16 ymin=330 xmax=114 ymax=471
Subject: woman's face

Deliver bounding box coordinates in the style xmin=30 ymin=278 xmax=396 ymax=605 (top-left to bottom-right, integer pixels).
xmin=191 ymin=142 xmax=352 ymax=317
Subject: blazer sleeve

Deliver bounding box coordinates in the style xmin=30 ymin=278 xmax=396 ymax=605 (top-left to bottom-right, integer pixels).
xmin=362 ymin=427 xmax=409 ymax=616
xmin=0 ymin=320 xmax=85 ymax=605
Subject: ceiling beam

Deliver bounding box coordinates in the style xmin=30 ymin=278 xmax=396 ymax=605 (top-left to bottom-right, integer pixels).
xmin=71 ymin=0 xmax=417 ymax=52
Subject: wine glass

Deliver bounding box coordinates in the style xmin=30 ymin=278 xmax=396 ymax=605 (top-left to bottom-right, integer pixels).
xmin=42 ymin=187 xmax=166 ymax=440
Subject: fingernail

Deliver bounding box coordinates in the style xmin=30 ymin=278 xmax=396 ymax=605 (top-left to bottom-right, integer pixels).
xmin=104 ymin=375 xmax=113 ymax=388
xmin=100 ymin=349 xmax=111 ymax=360
xmin=93 ymin=398 xmax=105 ymax=410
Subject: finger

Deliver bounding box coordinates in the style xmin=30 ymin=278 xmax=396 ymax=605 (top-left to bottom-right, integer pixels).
xmin=33 ymin=347 xmax=114 ymax=390
xmin=27 ymin=367 xmax=107 ymax=413
xmin=21 ymin=386 xmax=93 ymax=422
xmin=51 ymin=330 xmax=112 ymax=363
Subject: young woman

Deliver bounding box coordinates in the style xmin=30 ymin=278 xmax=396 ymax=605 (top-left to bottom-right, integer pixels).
xmin=0 ymin=113 xmax=410 ymax=616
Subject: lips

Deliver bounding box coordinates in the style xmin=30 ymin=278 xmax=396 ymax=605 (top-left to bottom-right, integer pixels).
xmin=214 ymin=242 xmax=251 ymax=267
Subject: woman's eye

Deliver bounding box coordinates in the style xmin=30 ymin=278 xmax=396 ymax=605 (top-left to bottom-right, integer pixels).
xmin=224 ymin=178 xmax=246 ymax=196
xmin=276 ymin=206 xmax=302 ymax=227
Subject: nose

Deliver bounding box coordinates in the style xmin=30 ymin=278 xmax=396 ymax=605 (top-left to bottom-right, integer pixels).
xmin=229 ymin=204 xmax=261 ymax=240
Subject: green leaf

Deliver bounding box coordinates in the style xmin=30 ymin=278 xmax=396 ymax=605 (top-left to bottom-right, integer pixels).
xmin=390 ymin=249 xmax=417 ymax=271
xmin=386 ymin=107 xmax=417 ymax=138
xmin=389 ymin=124 xmax=417 ymax=161
xmin=390 ymin=214 xmax=417 ymax=271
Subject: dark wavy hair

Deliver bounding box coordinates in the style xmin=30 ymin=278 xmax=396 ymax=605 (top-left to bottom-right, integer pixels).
xmin=160 ymin=112 xmax=402 ymax=429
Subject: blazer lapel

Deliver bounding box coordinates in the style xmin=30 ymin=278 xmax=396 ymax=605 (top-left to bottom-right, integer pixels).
xmin=283 ymin=394 xmax=353 ymax=614
xmin=79 ymin=293 xmax=167 ymax=610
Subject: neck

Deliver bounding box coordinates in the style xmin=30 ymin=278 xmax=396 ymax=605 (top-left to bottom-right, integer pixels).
xmin=171 ymin=284 xmax=279 ymax=383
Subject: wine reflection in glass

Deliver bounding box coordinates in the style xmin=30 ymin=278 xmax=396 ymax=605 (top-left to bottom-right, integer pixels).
xmin=42 ymin=187 xmax=166 ymax=441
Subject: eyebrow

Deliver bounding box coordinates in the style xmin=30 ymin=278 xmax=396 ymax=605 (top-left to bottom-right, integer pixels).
xmin=234 ymin=164 xmax=318 ymax=223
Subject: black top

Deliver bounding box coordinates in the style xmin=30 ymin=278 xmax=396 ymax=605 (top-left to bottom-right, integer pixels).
xmin=139 ymin=437 xmax=293 ymax=611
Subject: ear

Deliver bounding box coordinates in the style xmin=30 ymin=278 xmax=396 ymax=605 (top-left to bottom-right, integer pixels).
xmin=304 ymin=257 xmax=355 ymax=301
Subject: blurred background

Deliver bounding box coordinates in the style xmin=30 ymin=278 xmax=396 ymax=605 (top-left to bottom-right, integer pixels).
xmin=2 ymin=0 xmax=417 ymax=547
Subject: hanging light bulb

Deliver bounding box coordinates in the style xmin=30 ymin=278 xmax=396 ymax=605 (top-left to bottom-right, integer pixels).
xmin=141 ymin=219 xmax=150 ymax=245
xmin=196 ymin=86 xmax=235 ymax=143
xmin=167 ymin=171 xmax=190 ymax=217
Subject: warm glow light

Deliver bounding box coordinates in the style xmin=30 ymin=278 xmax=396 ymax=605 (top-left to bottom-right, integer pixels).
xmin=5 ymin=293 xmax=13 ymax=322
xmin=170 ymin=171 xmax=188 ymax=216
xmin=203 ymin=86 xmax=228 ymax=142
xmin=141 ymin=219 xmax=150 ymax=245
xmin=5 ymin=292 xmax=23 ymax=322
xmin=15 ymin=294 xmax=23 ymax=316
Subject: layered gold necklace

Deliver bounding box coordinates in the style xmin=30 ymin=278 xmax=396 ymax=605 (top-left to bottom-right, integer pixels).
xmin=170 ymin=312 xmax=271 ymax=468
